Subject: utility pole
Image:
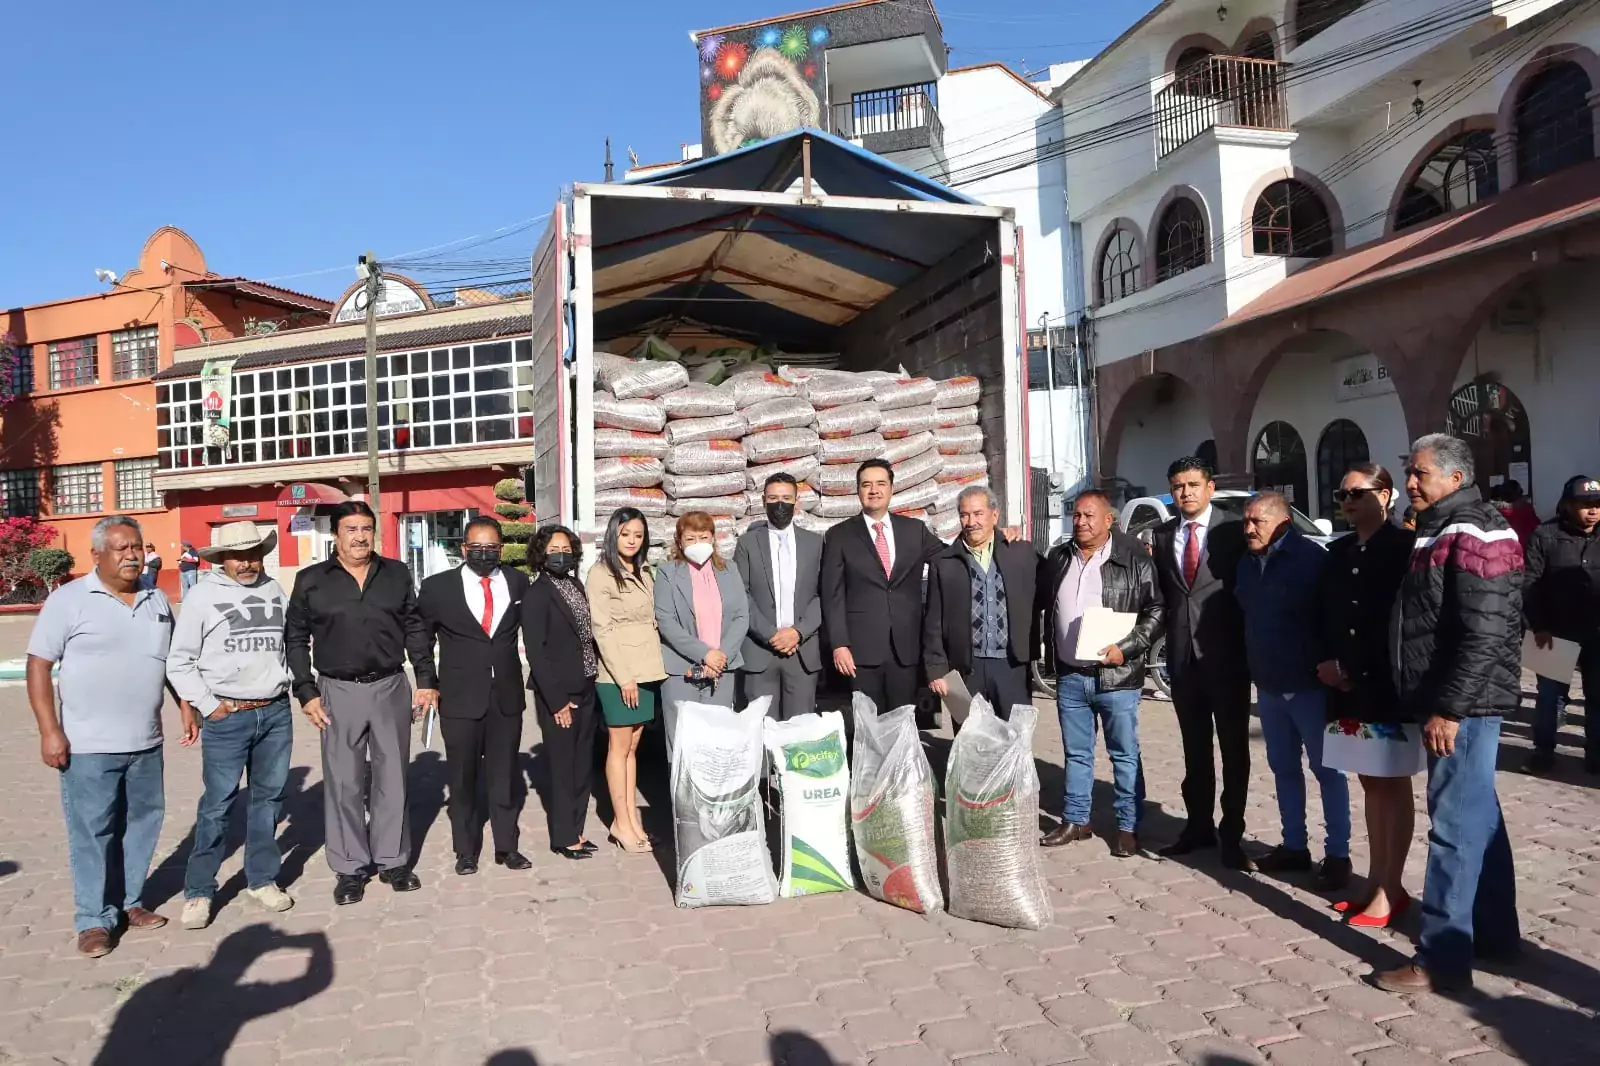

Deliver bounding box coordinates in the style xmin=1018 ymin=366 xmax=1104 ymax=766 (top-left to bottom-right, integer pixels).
xmin=359 ymin=251 xmax=383 ymax=554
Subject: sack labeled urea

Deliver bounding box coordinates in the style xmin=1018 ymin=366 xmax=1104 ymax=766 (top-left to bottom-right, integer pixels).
xmin=763 ymin=712 xmax=855 ymax=898
xmin=672 ymin=697 xmax=779 ymax=908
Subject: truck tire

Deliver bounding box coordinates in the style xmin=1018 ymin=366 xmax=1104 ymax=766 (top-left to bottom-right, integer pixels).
xmin=1031 ymin=636 xmax=1172 ymax=702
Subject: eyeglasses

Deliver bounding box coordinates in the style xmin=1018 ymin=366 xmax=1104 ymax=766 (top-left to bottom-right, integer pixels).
xmin=1332 ymin=486 xmax=1382 ymax=503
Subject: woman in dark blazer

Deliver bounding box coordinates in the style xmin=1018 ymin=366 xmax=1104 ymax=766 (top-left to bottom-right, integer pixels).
xmin=521 ymin=525 xmax=600 ymax=860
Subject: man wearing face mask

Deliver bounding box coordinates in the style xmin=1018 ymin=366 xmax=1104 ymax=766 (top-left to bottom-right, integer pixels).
xmin=734 ymin=474 xmax=825 ymax=719
xmin=418 ymin=516 xmax=532 ymax=876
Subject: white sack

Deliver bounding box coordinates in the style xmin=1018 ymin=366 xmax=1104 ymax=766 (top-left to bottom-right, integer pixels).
xmin=880 ymin=406 xmax=940 ymax=440
xmin=594 ymin=487 xmax=670 ymax=518
xmin=743 ymin=397 xmax=817 ymax=434
xmin=815 ymin=402 xmax=882 ymax=439
xmin=662 ymin=472 xmax=747 ymax=499
xmin=850 ymin=694 xmax=943 ymax=914
xmin=746 ymin=456 xmax=820 ymax=491
xmin=935 ymin=426 xmax=985 ymax=455
xmin=665 ymin=440 xmax=747 ymax=475
xmin=672 ymin=697 xmax=778 ymax=908
xmin=934 ymin=376 xmax=981 ymax=409
xmin=666 ymin=413 xmax=749 ymax=445
xmin=742 ymin=429 xmax=821 ymax=465
xmin=594 ymin=457 xmax=665 ymax=490
xmin=599 ymin=357 xmax=689 ymax=400
xmin=593 ymin=393 xmax=668 ymax=433
xmin=818 ymin=434 xmax=886 ymax=465
xmin=662 ymin=384 xmax=739 ymax=419
xmin=594 ymin=429 xmax=670 ymax=460
xmin=871 ymin=377 xmax=938 ymax=411
xmin=882 ymin=432 xmax=937 ymax=466
xmin=764 ymin=712 xmax=855 ymax=897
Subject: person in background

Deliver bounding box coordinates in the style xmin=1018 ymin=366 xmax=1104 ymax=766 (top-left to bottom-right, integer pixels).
xmin=734 ymin=475 xmax=824 ymax=721
xmin=177 ymin=542 xmax=202 ymax=599
xmin=1149 ymin=456 xmax=1254 ymax=870
xmin=924 ymin=485 xmax=1039 ymax=719
xmin=1038 ymin=490 xmax=1162 ymax=857
xmin=1375 ymin=434 xmax=1524 ymax=994
xmin=142 ymin=542 xmax=163 ymax=592
xmin=285 ymin=500 xmax=438 ymax=905
xmin=1318 ymin=464 xmax=1421 ymax=929
xmin=655 ymin=512 xmax=750 ymax=749
xmin=588 ymin=508 xmax=667 ymax=853
xmin=1521 ymin=475 xmax=1600 ymax=776
xmin=166 ymin=521 xmax=295 ymax=929
xmin=25 ymin=516 xmax=185 ymax=958
xmin=418 ymin=516 xmax=532 ymax=877
xmin=821 ymin=459 xmax=945 ymax=713
xmin=523 ymin=525 xmax=602 ymax=860
xmin=1236 ymin=491 xmax=1350 ymax=891
xmin=1492 ymin=480 xmax=1540 ymax=548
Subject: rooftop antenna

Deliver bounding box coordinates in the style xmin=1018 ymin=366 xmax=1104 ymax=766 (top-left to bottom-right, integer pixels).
xmin=604 ymin=137 xmax=614 ymax=182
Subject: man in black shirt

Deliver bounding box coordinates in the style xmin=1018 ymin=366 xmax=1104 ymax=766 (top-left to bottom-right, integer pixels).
xmin=285 ymin=501 xmax=438 ymax=904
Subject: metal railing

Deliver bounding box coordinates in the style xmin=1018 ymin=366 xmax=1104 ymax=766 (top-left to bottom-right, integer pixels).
xmin=1156 ymin=55 xmax=1287 ymax=159
xmin=829 ymin=83 xmax=943 ymax=145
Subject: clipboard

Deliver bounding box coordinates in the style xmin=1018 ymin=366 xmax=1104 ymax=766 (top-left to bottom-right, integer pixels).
xmin=1074 ymin=605 xmax=1136 ymax=662
xmin=1522 ymin=632 xmax=1581 ymax=682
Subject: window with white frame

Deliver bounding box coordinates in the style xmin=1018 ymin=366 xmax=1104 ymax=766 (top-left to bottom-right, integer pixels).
xmin=112 ymin=326 xmax=159 ymax=381
xmin=114 ymin=458 xmax=161 ymax=511
xmin=156 ymin=337 xmax=535 ymax=470
xmin=51 ymin=463 xmax=103 ymax=515
xmin=49 ymin=337 xmax=99 ymax=389
xmin=0 ymin=468 xmax=41 ymax=518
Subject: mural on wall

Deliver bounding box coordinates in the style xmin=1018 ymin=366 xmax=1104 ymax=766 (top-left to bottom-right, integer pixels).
xmin=701 ymin=22 xmax=828 ymax=154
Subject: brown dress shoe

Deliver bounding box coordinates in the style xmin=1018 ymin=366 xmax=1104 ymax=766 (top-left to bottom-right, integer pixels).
xmin=77 ymin=928 xmax=113 ymax=958
xmin=1373 ymin=962 xmax=1472 ymax=994
xmin=1041 ymin=822 xmax=1093 ymax=848
xmin=1111 ymin=831 xmax=1139 ymax=858
xmin=124 ymin=907 xmax=168 ymax=930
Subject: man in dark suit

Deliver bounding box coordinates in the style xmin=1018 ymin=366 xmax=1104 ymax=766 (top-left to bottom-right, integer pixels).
xmin=1150 ymin=456 xmax=1255 ymax=870
xmin=822 ymin=459 xmax=945 ymax=713
xmin=924 ymin=484 xmax=1040 ymax=720
xmin=418 ymin=516 xmax=531 ymax=876
xmin=735 ymin=473 xmax=825 ymax=720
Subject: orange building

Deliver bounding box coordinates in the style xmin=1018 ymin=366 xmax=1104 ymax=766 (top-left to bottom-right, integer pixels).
xmin=1 ymin=227 xmax=332 ymax=592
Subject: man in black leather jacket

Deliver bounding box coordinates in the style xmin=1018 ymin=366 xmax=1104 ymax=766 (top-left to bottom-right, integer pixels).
xmin=1038 ymin=490 xmax=1163 ymax=857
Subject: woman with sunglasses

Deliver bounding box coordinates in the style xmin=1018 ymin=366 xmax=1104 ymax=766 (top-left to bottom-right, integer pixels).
xmin=1316 ymin=464 xmax=1421 ymax=926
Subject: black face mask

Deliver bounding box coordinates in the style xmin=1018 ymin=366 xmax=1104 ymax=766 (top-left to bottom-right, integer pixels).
xmin=765 ymin=501 xmax=796 ymax=530
xmin=463 ymin=546 xmax=501 ymax=577
xmin=543 ymin=551 xmax=576 ymax=577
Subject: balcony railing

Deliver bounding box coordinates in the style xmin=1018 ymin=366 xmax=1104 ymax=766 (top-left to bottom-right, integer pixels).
xmin=828 ymin=83 xmax=943 ymax=149
xmin=1156 ymin=55 xmax=1287 ymax=159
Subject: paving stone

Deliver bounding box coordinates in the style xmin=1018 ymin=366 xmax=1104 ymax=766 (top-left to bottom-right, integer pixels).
xmin=1356 ymin=1046 xmax=1450 ymax=1066
xmin=1171 ymin=1034 xmax=1269 ymax=1065
xmin=868 ymin=1044 xmax=952 ymax=1066
xmin=843 ymin=1010 xmax=924 ymax=1051
xmin=704 ymin=1028 xmax=775 ymax=1066
xmin=1043 ymin=994 xmax=1126 ymax=1034
xmin=1208 ymin=1005 xmax=1300 ymax=1045
xmin=1082 ymin=1023 xmax=1181 ymax=1065
xmin=1127 ymin=1001 xmax=1214 ymax=1040
xmin=893 ymin=987 xmax=975 ymax=1025
xmin=1083 ymin=972 xmax=1164 ymax=1008
xmin=1320 ymin=983 xmax=1418 ymax=1023
xmin=1263 ymin=1037 xmax=1359 ymax=1066
xmin=1238 ymin=979 xmax=1326 ymax=1017
xmin=964 ymin=990 xmax=1049 ymax=1030
xmin=1379 ymin=1014 xmax=1492 ymax=1060
xmin=1295 ymin=1010 xmax=1394 ymax=1053
xmin=1160 ymin=978 xmax=1243 ymax=1012
xmin=999 ymin=1023 xmax=1090 ymax=1064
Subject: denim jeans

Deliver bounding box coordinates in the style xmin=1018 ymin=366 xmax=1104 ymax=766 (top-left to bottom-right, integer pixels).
xmin=1419 ymin=715 xmax=1520 ymax=975
xmin=184 ymin=698 xmax=293 ymax=899
xmin=1257 ymin=689 xmax=1351 ymax=858
xmin=1057 ymin=671 xmax=1145 ymax=832
xmin=179 ymin=569 xmax=199 ymax=598
xmin=1531 ymin=639 xmax=1598 ymax=759
xmin=60 ymin=745 xmax=166 ymax=933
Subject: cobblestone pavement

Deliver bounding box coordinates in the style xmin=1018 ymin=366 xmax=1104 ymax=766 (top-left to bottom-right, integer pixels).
xmin=1 ymin=614 xmax=1597 ymax=1066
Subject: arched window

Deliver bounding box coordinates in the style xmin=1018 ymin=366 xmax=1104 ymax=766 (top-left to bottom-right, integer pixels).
xmin=1395 ymin=130 xmax=1499 ymax=231
xmin=1515 ymin=62 xmax=1595 ymax=183
xmin=1315 ymin=419 xmax=1369 ymax=528
xmin=1174 ymin=47 xmax=1217 ymax=96
xmin=1294 ymin=0 xmax=1367 ymax=48
xmin=1098 ymin=227 xmax=1140 ymax=304
xmin=1446 ymin=380 xmax=1532 ymax=492
xmin=1239 ymin=32 xmax=1276 ymax=61
xmin=1251 ymin=179 xmax=1335 ymax=257
xmin=1155 ymin=197 xmax=1208 ymax=282
xmin=1253 ymin=421 xmax=1308 ymax=511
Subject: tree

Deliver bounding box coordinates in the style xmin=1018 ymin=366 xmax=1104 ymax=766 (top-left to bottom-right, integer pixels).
xmin=0 ymin=517 xmax=61 ymax=602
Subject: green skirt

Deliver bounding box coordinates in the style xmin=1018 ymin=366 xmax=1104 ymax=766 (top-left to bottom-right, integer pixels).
xmin=597 ymin=681 xmax=659 ymax=727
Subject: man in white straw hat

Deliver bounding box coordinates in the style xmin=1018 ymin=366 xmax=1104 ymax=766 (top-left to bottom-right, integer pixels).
xmin=166 ymin=520 xmax=296 ymax=930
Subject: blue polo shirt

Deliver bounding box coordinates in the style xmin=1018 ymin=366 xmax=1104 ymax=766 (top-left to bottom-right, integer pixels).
xmin=27 ymin=571 xmax=173 ymax=755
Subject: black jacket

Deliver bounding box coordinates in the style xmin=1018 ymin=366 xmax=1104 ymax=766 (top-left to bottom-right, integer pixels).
xmin=921 ymin=538 xmax=1041 ymax=678
xmin=1319 ymin=523 xmax=1415 ymax=723
xmin=1523 ymin=516 xmax=1600 ymax=642
xmin=1151 ymin=508 xmax=1248 ymax=685
xmin=1397 ymin=488 xmax=1525 ymax=720
xmin=821 ymin=514 xmax=945 ymax=668
xmin=419 ymin=565 xmax=530 ymax=719
xmin=520 ymin=574 xmax=596 ymax=712
xmin=1039 ymin=532 xmax=1163 ymax=692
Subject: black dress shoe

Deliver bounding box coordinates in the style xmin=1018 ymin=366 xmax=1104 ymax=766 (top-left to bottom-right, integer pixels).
xmin=1040 ymin=822 xmax=1093 ymax=848
xmin=1111 ymin=831 xmax=1139 ymax=859
xmin=1314 ymin=856 xmax=1353 ymax=892
xmin=1158 ymin=829 xmax=1217 ymax=858
xmin=1220 ymin=843 xmax=1258 ymax=872
xmin=576 ymin=840 xmax=599 ymax=853
xmin=378 ymin=867 xmax=422 ymax=892
xmin=495 ymin=850 xmax=533 ymax=870
xmin=550 ymin=845 xmax=592 ymax=860
xmin=1257 ymin=845 xmax=1314 ymax=874
xmin=455 ymin=855 xmax=479 ymax=876
xmin=333 ymin=873 xmax=368 ymax=905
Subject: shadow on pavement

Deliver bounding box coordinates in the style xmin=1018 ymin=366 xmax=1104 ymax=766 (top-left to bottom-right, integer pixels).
xmin=485 ymin=1052 xmax=541 ymax=1065
xmin=0 ymin=859 xmax=17 ymax=878
xmin=407 ymin=748 xmax=450 ymax=861
xmin=92 ymin=924 xmax=332 ymax=1066
xmin=770 ymin=1030 xmax=841 ymax=1065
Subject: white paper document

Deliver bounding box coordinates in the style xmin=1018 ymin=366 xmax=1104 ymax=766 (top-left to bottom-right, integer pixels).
xmin=1075 ymin=605 xmax=1137 ymax=662
xmin=1522 ymin=632 xmax=1581 ymax=682
xmin=423 ymin=705 xmax=438 ymax=750
xmin=940 ymin=670 xmax=974 ymax=727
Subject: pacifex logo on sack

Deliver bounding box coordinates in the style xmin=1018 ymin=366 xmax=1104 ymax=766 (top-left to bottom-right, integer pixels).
xmin=784 ymin=733 xmax=844 ymax=778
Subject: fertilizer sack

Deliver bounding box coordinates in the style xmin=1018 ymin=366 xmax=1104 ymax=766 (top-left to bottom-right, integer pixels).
xmin=882 ymin=432 xmax=938 ymax=466
xmin=726 ymin=371 xmax=797 ymax=408
xmin=669 ymin=495 xmax=747 ymax=518
xmin=934 ymin=376 xmax=981 ymax=410
xmin=662 ymin=384 xmax=739 ymax=419
xmin=886 ymin=478 xmax=940 ymax=513
xmin=892 ymin=449 xmax=944 ymax=491
xmin=871 ymin=377 xmax=938 ymax=411
xmin=666 ymin=413 xmax=749 ymax=446
xmin=815 ymin=402 xmax=882 ymax=440
xmin=931 ymin=511 xmax=962 ymax=541
xmin=746 ymin=456 xmax=820 ymax=492
xmin=935 ymin=426 xmax=985 ymax=455
xmin=599 ymin=356 xmax=688 ymax=400
xmin=812 ymin=494 xmax=864 ymax=519
xmin=937 ymin=453 xmax=989 ymax=481
xmin=665 ymin=440 xmax=747 ymax=476
xmin=594 ymin=457 xmax=665 ymax=490
xmin=593 ymin=393 xmax=668 ymax=434
xmin=799 ymin=370 xmax=875 ymax=408
xmin=763 ymin=712 xmax=855 ymax=898
xmin=672 ymin=697 xmax=778 ymax=908
xmin=594 ymin=429 xmax=670 ymax=460
xmin=744 ymin=485 xmax=819 ymax=518
xmin=743 ymin=429 xmax=820 ymax=465
xmin=945 ymin=697 xmax=1052 ymax=930
xmin=796 ymin=512 xmax=852 ymax=535
xmin=743 ymin=396 xmax=817 ymax=434
xmin=662 ymin=472 xmax=747 ymax=499
xmin=849 ymin=694 xmax=943 ymax=914
xmin=934 ymin=475 xmax=989 ymax=513
xmin=818 ymin=434 xmax=886 ymax=466
xmin=880 ymin=406 xmax=941 ymax=440
xmin=809 ymin=464 xmax=864 ymax=497
xmin=594 ymin=487 xmax=670 ymax=518
xmin=937 ymin=405 xmax=980 ymax=429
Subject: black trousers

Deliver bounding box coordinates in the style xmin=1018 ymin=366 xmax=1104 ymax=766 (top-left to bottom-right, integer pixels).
xmin=439 ymin=710 xmax=524 ymax=858
xmin=1170 ymin=670 xmax=1252 ymax=844
xmin=853 ymin=660 xmax=921 ymax=715
xmin=963 ymin=657 xmax=1032 ymax=721
xmin=535 ymin=686 xmax=597 ymax=850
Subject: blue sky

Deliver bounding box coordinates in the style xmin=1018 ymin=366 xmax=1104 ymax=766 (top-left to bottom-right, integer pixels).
xmin=0 ymin=1 xmax=1137 ymax=308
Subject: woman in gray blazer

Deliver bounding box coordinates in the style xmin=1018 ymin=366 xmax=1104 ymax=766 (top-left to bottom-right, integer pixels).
xmin=653 ymin=511 xmax=750 ymax=753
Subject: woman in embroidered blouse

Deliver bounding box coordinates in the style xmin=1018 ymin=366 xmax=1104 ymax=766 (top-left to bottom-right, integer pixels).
xmin=1316 ymin=463 xmax=1420 ymax=927
xmin=653 ymin=512 xmax=749 ymax=755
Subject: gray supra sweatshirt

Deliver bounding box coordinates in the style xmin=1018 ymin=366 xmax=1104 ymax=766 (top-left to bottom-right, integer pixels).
xmin=166 ymin=570 xmax=291 ymax=716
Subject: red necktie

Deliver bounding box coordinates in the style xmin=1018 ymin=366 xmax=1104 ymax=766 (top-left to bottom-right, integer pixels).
xmin=480 ymin=576 xmax=494 ymax=635
xmin=1182 ymin=521 xmax=1201 ymax=588
xmin=874 ymin=521 xmax=893 ymax=579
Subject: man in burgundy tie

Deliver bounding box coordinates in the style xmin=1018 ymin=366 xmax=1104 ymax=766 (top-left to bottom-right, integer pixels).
xmin=417 ymin=517 xmax=533 ymax=876
xmin=1150 ymin=457 xmax=1254 ymax=870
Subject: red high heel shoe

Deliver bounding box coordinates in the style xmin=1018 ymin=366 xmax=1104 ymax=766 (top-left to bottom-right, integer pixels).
xmin=1347 ymin=892 xmax=1411 ymax=929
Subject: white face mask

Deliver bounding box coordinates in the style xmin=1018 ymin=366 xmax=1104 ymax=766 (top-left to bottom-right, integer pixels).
xmin=683 ymin=542 xmax=715 ymax=566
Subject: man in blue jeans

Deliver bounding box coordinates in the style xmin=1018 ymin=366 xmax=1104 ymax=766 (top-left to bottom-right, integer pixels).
xmin=1377 ymin=434 xmax=1525 ymax=994
xmin=26 ymin=515 xmax=183 ymax=958
xmin=1235 ymin=491 xmax=1351 ymax=892
xmin=1038 ymin=491 xmax=1162 ymax=858
xmin=166 ymin=521 xmax=297 ymax=930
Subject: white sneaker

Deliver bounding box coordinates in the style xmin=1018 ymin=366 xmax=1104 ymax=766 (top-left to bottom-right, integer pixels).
xmin=181 ymin=897 xmax=211 ymax=930
xmin=244 ymin=884 xmax=294 ymax=913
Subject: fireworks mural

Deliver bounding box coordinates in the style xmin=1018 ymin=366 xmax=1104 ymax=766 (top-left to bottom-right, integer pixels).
xmin=698 ymin=20 xmax=830 ymax=155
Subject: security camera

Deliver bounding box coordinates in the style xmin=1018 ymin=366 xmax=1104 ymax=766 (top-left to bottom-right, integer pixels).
xmin=94 ymin=268 xmax=120 ymax=285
